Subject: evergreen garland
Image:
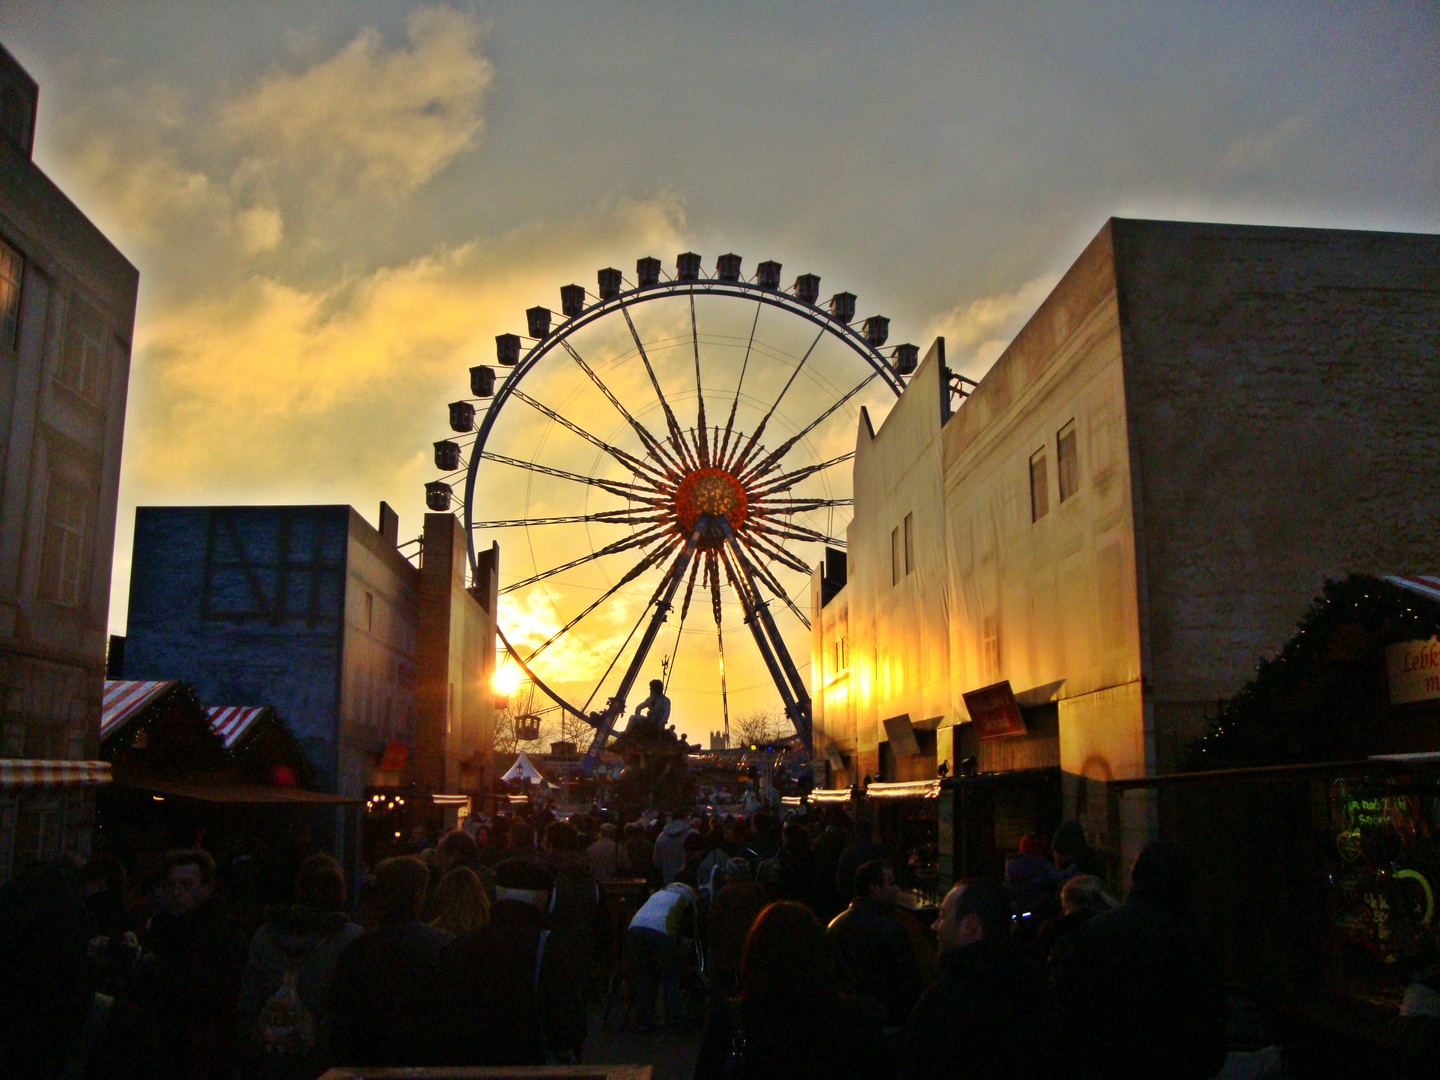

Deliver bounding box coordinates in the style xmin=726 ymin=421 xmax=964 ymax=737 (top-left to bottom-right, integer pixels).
xmin=1185 ymin=574 xmax=1440 ymax=770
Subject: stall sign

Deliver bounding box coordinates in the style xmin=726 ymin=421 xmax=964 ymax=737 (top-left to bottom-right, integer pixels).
xmin=1388 ymin=637 xmax=1440 ymax=706
xmin=379 ymin=740 xmax=409 ymax=771
xmin=962 ymin=680 xmax=1026 ymax=739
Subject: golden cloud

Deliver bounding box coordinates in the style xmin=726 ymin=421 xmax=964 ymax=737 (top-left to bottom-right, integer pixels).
xmin=224 ymin=5 xmax=494 ymax=195
xmin=924 ymin=273 xmax=1060 ymax=380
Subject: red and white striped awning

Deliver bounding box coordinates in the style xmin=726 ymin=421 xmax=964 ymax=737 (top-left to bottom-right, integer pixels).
xmin=0 ymin=759 xmax=111 ymax=789
xmin=207 ymin=706 xmax=269 ymax=749
xmin=1389 ymin=575 xmax=1440 ymax=604
xmin=101 ymin=680 xmax=177 ymax=741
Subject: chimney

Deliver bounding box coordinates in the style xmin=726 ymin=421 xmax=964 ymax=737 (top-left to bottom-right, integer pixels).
xmin=379 ymin=502 xmax=399 ymax=546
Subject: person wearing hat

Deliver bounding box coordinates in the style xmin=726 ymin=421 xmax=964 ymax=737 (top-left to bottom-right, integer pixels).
xmin=438 ymin=857 xmax=586 ymax=1066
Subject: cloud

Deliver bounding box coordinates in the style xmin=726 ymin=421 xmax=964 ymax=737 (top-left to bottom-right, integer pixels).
xmin=1223 ymin=115 xmax=1313 ymax=174
xmin=924 ymin=273 xmax=1060 ymax=379
xmin=224 ymin=5 xmax=493 ymax=195
xmin=126 ymin=195 xmax=689 ymax=493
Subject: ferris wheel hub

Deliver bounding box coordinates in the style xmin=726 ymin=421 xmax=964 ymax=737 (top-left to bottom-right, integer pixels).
xmin=673 ymin=466 xmax=749 ymax=543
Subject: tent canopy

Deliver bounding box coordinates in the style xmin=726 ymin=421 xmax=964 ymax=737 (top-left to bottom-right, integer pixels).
xmin=501 ymin=751 xmax=543 ymax=784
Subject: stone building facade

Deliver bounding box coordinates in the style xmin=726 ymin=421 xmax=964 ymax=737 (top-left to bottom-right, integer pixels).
xmin=813 ymin=218 xmax=1440 ymax=858
xmin=0 ymin=44 xmax=137 ymax=880
xmin=122 ymin=505 xmax=498 ymax=857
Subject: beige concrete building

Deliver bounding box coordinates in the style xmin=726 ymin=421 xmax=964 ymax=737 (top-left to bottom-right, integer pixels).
xmin=814 ymin=218 xmax=1440 ymax=858
xmin=0 ymin=44 xmax=138 ymax=879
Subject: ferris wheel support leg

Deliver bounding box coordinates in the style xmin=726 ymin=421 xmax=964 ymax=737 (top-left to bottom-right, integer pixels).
xmin=723 ymin=536 xmax=813 ymax=754
xmin=716 ymin=541 xmax=810 ymax=757
xmin=580 ymin=519 xmax=709 ymax=774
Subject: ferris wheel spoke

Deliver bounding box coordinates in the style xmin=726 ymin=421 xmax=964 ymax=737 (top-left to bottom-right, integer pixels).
xmin=735 ymin=536 xmax=812 ymax=629
xmin=740 ymin=371 xmax=879 ymax=485
xmin=690 ymin=292 xmax=710 ymax=467
xmin=749 ymin=451 xmax=856 ymax=499
xmin=557 ymin=338 xmax=686 ymax=479
xmin=511 ymin=388 xmax=673 ymax=488
xmin=738 ymin=529 xmax=815 ymax=575
xmin=500 ymin=524 xmax=673 ymax=595
xmin=471 ymin=509 xmax=668 ymax=529
xmin=717 ymin=301 xmax=762 ymax=467
xmin=749 ymin=519 xmax=846 ymax=548
xmin=521 ymin=541 xmax=678 ymax=667
xmin=479 ymin=450 xmax=663 ymax=503
xmin=754 ymin=497 xmax=854 ymax=512
xmin=662 ymin=555 xmax=704 ymax=690
xmin=618 ymin=299 xmax=699 ymax=472
xmin=726 ymin=325 xmax=826 ymax=476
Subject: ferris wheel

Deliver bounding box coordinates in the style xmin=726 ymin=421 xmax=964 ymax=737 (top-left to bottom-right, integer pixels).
xmin=427 ymin=253 xmax=920 ymax=768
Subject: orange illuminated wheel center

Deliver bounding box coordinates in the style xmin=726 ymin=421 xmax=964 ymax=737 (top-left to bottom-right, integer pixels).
xmin=673 ymin=467 xmax=748 ymax=538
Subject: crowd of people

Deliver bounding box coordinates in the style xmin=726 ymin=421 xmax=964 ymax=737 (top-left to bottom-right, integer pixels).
xmin=0 ymin=803 xmax=1267 ymax=1080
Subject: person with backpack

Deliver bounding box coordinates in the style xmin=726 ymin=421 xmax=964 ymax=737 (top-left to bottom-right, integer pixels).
xmin=236 ymin=854 xmax=363 ymax=1080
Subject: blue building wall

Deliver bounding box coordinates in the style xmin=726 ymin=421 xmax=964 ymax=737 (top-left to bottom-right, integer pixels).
xmin=124 ymin=506 xmax=350 ymax=788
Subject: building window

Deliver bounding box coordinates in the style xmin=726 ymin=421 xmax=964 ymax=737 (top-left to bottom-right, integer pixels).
xmin=903 ymin=512 xmax=914 ymax=575
xmin=833 ymin=635 xmax=849 ymax=673
xmin=58 ymin=297 xmax=108 ymax=402
xmin=365 ymin=591 xmax=374 ymax=631
xmin=39 ymin=475 xmax=88 ymax=608
xmin=891 ymin=526 xmax=900 ymax=586
xmin=0 ymin=236 xmax=22 ymax=350
xmin=1030 ymin=448 xmax=1049 ymax=522
xmin=1058 ymin=419 xmax=1079 ymax=502
xmin=982 ymin=614 xmax=1000 ymax=681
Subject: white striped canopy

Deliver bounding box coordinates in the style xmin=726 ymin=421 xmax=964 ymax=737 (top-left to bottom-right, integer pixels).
xmin=0 ymin=759 xmax=111 ymax=788
xmin=101 ymin=680 xmax=177 ymax=741
xmin=1388 ymin=574 xmax=1440 ymax=604
xmin=206 ymin=706 xmax=269 ymax=749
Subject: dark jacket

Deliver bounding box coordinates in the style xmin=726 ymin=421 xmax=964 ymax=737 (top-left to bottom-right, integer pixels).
xmin=236 ymin=905 xmax=363 ymax=1080
xmin=545 ymin=849 xmax=604 ymax=976
xmin=1052 ymin=897 xmax=1226 ymax=1080
xmin=706 ymin=881 xmax=765 ymax=984
xmin=439 ymin=899 xmax=587 ymax=1065
xmin=134 ymin=898 xmax=247 ymax=1080
xmin=825 ymin=897 xmax=923 ymax=1028
xmin=904 ymin=937 xmax=1054 ymax=1080
xmin=695 ymin=994 xmax=888 ymax=1080
xmin=835 ymin=835 xmax=884 ymax=900
xmin=329 ymin=917 xmax=452 ymax=1067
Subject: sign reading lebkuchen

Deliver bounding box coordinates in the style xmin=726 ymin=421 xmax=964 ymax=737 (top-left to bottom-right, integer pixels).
xmin=963 ymin=680 xmax=1027 ymax=739
xmin=1388 ymin=638 xmax=1440 ymax=706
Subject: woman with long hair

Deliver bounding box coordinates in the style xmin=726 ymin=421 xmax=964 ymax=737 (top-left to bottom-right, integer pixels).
xmin=694 ymin=901 xmax=890 ymax=1080
xmin=429 ymin=867 xmax=490 ymax=937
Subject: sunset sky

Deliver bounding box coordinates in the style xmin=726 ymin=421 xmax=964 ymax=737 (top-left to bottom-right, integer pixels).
xmin=4 ymin=2 xmax=1436 ymax=741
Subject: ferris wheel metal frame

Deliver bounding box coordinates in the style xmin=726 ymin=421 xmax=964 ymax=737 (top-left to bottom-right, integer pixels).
xmin=431 ymin=254 xmax=924 ymax=771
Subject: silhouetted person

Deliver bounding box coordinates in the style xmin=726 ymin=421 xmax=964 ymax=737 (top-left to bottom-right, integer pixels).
xmin=133 ymin=849 xmax=246 ymax=1080
xmin=904 ymin=879 xmax=1054 ymax=1080
xmin=440 ymin=858 xmax=587 ymax=1065
xmin=826 ymin=860 xmax=923 ymax=1032
xmin=330 ymin=856 xmax=450 ymax=1067
xmin=1052 ymin=840 xmax=1226 ymax=1080
xmin=237 ymin=854 xmax=363 ymax=1080
xmin=694 ymin=901 xmax=887 ymax=1080
xmin=835 ymin=818 xmax=884 ymax=900
xmin=0 ymin=860 xmax=158 ymax=1080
